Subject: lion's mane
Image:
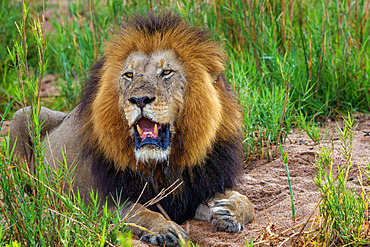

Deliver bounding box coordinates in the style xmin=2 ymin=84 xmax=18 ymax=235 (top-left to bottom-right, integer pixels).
xmin=78 ymin=12 xmax=244 ymax=223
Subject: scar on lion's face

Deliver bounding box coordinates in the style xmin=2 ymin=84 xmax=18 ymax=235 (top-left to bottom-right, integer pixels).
xmin=118 ymin=50 xmax=186 ymax=164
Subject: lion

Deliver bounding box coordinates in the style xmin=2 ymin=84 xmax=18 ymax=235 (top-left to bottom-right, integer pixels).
xmin=10 ymin=12 xmax=254 ymax=246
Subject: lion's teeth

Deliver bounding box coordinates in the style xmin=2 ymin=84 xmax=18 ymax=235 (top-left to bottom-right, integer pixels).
xmin=154 ymin=124 xmax=158 ymax=136
xmin=137 ymin=125 xmax=144 ymax=136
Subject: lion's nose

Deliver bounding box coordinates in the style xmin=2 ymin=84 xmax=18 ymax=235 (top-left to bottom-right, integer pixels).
xmin=128 ymin=96 xmax=155 ymax=109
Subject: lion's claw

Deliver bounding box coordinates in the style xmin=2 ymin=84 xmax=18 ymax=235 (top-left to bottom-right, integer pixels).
xmin=214 ymin=199 xmax=236 ymax=207
xmin=211 ymin=216 xmax=244 ymax=233
xmin=140 ymin=231 xmax=179 ymax=246
xmin=210 ymin=200 xmax=244 ymax=233
xmin=211 ymin=207 xmax=233 ymax=216
xmin=139 ymin=223 xmax=187 ymax=246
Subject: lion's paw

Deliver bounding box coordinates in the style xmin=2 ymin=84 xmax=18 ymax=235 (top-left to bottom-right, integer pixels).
xmin=140 ymin=221 xmax=187 ymax=246
xmin=210 ymin=199 xmax=244 ymax=233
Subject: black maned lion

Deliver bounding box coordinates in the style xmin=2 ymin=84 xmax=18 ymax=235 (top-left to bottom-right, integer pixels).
xmin=10 ymin=12 xmax=254 ymax=246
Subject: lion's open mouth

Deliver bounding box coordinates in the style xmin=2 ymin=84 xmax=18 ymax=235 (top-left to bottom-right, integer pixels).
xmin=133 ymin=117 xmax=170 ymax=150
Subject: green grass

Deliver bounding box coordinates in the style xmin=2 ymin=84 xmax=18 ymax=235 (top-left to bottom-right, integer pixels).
xmin=0 ymin=0 xmax=369 ymax=246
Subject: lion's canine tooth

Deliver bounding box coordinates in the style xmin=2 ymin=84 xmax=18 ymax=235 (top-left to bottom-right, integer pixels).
xmin=154 ymin=124 xmax=158 ymax=135
xmin=137 ymin=125 xmax=144 ymax=136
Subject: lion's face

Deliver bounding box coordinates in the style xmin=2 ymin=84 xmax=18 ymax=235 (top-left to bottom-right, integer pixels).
xmin=118 ymin=50 xmax=186 ymax=164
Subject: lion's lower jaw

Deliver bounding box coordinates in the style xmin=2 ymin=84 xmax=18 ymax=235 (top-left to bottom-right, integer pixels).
xmin=134 ymin=146 xmax=170 ymax=164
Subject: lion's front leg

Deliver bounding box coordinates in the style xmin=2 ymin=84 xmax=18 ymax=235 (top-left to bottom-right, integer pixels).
xmin=194 ymin=190 xmax=254 ymax=233
xmin=121 ymin=202 xmax=187 ymax=246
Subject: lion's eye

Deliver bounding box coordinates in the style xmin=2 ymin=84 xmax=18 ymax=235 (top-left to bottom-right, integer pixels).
xmin=161 ymin=69 xmax=173 ymax=77
xmin=123 ymin=72 xmax=133 ymax=79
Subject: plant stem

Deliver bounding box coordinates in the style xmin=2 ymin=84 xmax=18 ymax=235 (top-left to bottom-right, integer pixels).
xmin=279 ymin=143 xmax=295 ymax=220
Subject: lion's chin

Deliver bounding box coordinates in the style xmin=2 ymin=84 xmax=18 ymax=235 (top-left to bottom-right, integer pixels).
xmin=134 ymin=146 xmax=170 ymax=164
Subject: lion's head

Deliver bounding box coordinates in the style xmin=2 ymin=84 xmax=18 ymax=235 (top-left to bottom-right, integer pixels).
xmin=80 ymin=12 xmax=242 ymax=173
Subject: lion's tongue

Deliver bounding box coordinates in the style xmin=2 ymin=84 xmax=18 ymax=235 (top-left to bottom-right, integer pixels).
xmin=137 ymin=118 xmax=162 ymax=141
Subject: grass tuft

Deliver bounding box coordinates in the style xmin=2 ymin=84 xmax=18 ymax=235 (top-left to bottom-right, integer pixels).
xmin=310 ymin=113 xmax=370 ymax=245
